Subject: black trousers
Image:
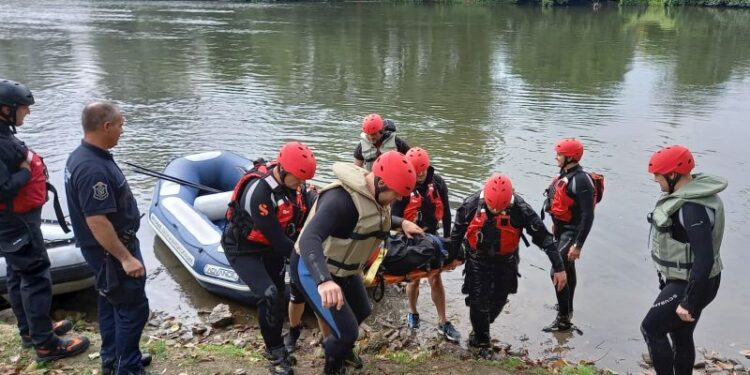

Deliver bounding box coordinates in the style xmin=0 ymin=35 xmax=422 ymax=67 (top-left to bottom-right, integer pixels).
xmin=464 ymin=252 xmax=518 ymax=345
xmin=2 ymin=225 xmax=54 ymax=347
xmin=552 ymin=230 xmax=577 ymax=317
xmin=228 ymin=251 xmax=287 ymax=351
xmin=641 ymin=275 xmax=721 ymax=375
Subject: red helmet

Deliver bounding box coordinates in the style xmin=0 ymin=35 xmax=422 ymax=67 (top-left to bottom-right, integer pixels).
xmin=648 ymin=145 xmax=694 ymax=175
xmin=362 ymin=114 xmax=384 ymax=135
xmin=483 ymin=173 xmax=513 ymax=211
xmin=372 ymin=151 xmax=416 ymax=197
xmin=555 ymin=138 xmax=584 ymax=161
xmin=277 ymin=141 xmax=317 ymax=180
xmin=405 ymin=147 xmax=430 ymax=174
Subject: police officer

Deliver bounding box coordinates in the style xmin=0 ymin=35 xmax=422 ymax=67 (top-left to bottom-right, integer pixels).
xmin=541 ymin=138 xmax=596 ymax=332
xmin=0 ymin=79 xmax=89 ymax=361
xmin=453 ymin=174 xmax=567 ymax=359
xmin=641 ymin=145 xmax=725 ymax=375
xmin=353 ymin=114 xmax=410 ymax=171
xmin=292 ymin=151 xmax=423 ymax=375
xmin=222 ymin=142 xmax=317 ymax=375
xmin=65 ymin=101 xmax=152 ymax=375
xmin=391 ymin=147 xmax=460 ymax=342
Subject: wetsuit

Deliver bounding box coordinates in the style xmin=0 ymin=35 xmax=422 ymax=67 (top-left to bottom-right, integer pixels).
xmin=454 ymin=192 xmax=564 ymax=346
xmin=291 ymin=187 xmax=402 ymax=372
xmin=549 ymin=165 xmax=595 ymax=317
xmin=222 ymin=167 xmax=314 ymax=352
xmin=641 ymin=202 xmax=721 ymax=375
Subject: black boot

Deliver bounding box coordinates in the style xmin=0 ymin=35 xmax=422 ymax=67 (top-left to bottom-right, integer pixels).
xmin=266 ymin=346 xmax=295 ymax=375
xmin=284 ymin=325 xmax=302 ymax=353
xmin=344 ymin=350 xmax=363 ymax=369
xmin=542 ymin=314 xmax=572 ymax=332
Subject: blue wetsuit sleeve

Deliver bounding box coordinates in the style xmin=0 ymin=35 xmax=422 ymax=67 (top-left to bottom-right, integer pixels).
xmin=679 ymin=202 xmax=715 ymax=315
xmin=298 ymin=187 xmax=357 ymax=284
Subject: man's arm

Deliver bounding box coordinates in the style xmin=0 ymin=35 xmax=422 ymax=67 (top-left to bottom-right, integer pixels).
xmin=572 ymin=172 xmax=595 ymax=248
xmin=85 ymin=215 xmax=144 ymax=277
xmin=297 ymin=188 xmax=358 ymax=284
xmin=353 ymin=143 xmax=364 ymax=166
xmin=0 ymin=147 xmax=31 ymax=202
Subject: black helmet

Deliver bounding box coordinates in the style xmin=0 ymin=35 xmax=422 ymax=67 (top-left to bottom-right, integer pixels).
xmin=0 ymin=79 xmax=35 ymax=107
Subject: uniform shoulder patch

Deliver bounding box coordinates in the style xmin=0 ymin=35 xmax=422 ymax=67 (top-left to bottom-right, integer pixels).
xmin=93 ymin=182 xmax=109 ymax=201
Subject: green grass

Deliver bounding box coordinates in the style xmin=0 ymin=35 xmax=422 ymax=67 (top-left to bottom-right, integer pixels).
xmin=142 ymin=338 xmax=168 ymax=360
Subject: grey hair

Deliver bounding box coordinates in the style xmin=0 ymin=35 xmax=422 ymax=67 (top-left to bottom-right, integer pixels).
xmin=81 ymin=101 xmax=121 ymax=132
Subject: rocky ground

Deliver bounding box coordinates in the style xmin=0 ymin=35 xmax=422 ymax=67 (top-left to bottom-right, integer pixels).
xmin=0 ymin=288 xmax=747 ymax=375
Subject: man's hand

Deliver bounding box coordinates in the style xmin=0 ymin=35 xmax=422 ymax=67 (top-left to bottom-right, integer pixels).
xmin=552 ymin=271 xmax=567 ymax=291
xmin=121 ymin=256 xmax=145 ymax=278
xmin=401 ymin=220 xmax=424 ymax=238
xmin=676 ymin=304 xmax=695 ymax=322
xmin=19 ymin=160 xmax=30 ymax=170
xmin=567 ymin=245 xmax=581 ymax=261
xmin=318 ymin=280 xmax=344 ymax=310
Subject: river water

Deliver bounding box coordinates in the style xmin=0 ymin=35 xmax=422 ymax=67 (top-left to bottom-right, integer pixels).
xmin=2 ymin=0 xmax=749 ymax=371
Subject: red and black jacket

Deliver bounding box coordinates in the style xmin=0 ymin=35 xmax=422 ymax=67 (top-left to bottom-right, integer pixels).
xmin=0 ymin=124 xmax=68 ymax=235
xmin=542 ymin=165 xmax=596 ymax=247
xmin=451 ymin=191 xmax=563 ymax=272
xmin=222 ymin=164 xmax=313 ymax=257
xmin=392 ymin=167 xmax=451 ymax=237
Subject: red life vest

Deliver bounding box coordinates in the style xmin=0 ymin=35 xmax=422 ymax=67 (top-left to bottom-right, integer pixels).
xmin=0 ymin=150 xmax=48 ymax=213
xmin=544 ymin=169 xmax=603 ymax=223
xmin=403 ymin=183 xmax=444 ymax=226
xmin=465 ymin=198 xmax=522 ymax=256
xmin=225 ymin=165 xmax=308 ymax=248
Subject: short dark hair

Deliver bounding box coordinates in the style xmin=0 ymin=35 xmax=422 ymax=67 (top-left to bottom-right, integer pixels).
xmin=81 ymin=101 xmax=121 ymax=133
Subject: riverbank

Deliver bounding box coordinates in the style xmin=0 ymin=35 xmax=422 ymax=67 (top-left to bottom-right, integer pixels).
xmin=1 ymin=301 xmax=748 ymax=375
xmin=0 ymin=306 xmax=613 ymax=375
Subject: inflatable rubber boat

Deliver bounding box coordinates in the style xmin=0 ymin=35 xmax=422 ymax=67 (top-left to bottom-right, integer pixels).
xmin=0 ymin=220 xmax=94 ymax=300
xmin=148 ymin=151 xmax=261 ymax=303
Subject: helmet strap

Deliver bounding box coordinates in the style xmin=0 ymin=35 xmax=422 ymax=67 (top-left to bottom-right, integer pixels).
xmin=666 ymin=173 xmax=682 ymax=194
xmin=560 ymin=157 xmax=577 ymax=173
xmin=374 ymin=176 xmax=385 ymax=205
xmin=0 ymin=105 xmax=17 ymax=133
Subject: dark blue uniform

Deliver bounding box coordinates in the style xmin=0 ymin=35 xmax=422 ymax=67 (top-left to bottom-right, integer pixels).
xmin=0 ymin=122 xmax=55 ymax=347
xmin=64 ymin=141 xmax=148 ymax=375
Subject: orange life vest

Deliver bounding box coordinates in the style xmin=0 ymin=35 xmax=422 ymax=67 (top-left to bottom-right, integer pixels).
xmin=403 ymin=183 xmax=444 ymax=226
xmin=465 ymin=198 xmax=522 ymax=256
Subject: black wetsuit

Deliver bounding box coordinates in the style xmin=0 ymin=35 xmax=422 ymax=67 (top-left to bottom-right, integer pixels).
xmin=453 ymin=192 xmax=564 ymax=345
xmin=641 ymin=202 xmax=721 ymax=375
xmin=549 ymin=165 xmax=595 ymax=317
xmin=291 ymin=187 xmax=401 ymax=372
xmin=221 ymin=168 xmax=313 ymax=352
